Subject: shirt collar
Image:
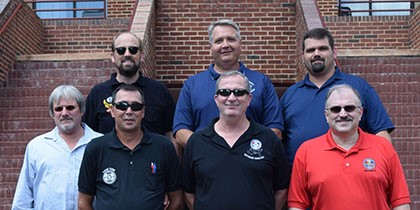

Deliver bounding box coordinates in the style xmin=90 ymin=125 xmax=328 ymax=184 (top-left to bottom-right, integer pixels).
xmin=299 ymin=67 xmax=345 ymax=88
xmin=110 ymin=72 xmax=145 ymax=90
xmin=324 ymin=128 xmax=371 ymax=153
xmin=107 ymin=125 xmax=152 ymax=151
xmin=209 ymin=62 xmax=246 ymax=80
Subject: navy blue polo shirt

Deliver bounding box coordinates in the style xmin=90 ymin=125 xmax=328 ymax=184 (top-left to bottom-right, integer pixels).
xmin=280 ymin=68 xmax=395 ymax=165
xmin=173 ymin=62 xmax=283 ymax=134
xmin=182 ymin=118 xmax=290 ymax=210
xmin=78 ymin=127 xmax=181 ymax=210
xmin=83 ymin=73 xmax=175 ymax=135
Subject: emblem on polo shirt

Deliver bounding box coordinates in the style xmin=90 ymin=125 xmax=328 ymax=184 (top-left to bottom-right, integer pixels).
xmin=363 ymin=158 xmax=376 ymax=171
xmin=249 ymin=81 xmax=255 ymax=93
xmin=102 ymin=167 xmax=117 ymax=184
xmin=244 ymin=139 xmax=265 ymax=160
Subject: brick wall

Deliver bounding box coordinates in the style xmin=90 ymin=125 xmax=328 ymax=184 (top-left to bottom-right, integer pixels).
xmin=409 ymin=6 xmax=420 ymax=49
xmin=41 ymin=0 xmax=137 ymax=54
xmin=154 ymin=0 xmax=297 ymax=85
xmin=0 ymin=0 xmax=42 ymax=84
xmin=338 ymin=55 xmax=420 ymax=209
xmin=324 ymin=16 xmax=411 ymax=49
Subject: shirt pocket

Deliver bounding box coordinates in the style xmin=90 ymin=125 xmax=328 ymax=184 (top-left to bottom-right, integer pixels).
xmin=145 ymin=165 xmax=165 ymax=191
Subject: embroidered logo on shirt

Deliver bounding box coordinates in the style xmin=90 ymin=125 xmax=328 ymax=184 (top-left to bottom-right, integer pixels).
xmin=244 ymin=139 xmax=265 ymax=160
xmin=249 ymin=81 xmax=255 ymax=93
xmin=363 ymin=158 xmax=376 ymax=171
xmin=102 ymin=167 xmax=117 ymax=184
xmin=103 ymin=96 xmax=113 ymax=109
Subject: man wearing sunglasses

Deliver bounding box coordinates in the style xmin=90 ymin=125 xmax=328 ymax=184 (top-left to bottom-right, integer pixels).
xmin=83 ymin=32 xmax=176 ymax=150
xmin=12 ymin=85 xmax=102 ymax=210
xmin=78 ymin=84 xmax=183 ymax=210
xmin=173 ymin=19 xmax=282 ymax=151
xmin=279 ymin=28 xmax=394 ymax=166
xmin=288 ymin=84 xmax=411 ymax=210
xmin=182 ymin=71 xmax=290 ymax=210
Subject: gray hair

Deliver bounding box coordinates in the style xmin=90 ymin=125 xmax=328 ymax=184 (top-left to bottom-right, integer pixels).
xmin=48 ymin=85 xmax=85 ymax=117
xmin=325 ymin=84 xmax=362 ymax=108
xmin=208 ymin=19 xmax=241 ymax=44
xmin=215 ymin=71 xmax=251 ymax=94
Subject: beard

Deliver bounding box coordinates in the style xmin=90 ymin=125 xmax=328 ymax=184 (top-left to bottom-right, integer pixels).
xmin=117 ymin=59 xmax=140 ymax=78
xmin=311 ymin=62 xmax=325 ymax=73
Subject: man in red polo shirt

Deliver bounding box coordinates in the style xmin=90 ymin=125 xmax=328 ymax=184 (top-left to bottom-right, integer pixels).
xmin=288 ymin=84 xmax=411 ymax=210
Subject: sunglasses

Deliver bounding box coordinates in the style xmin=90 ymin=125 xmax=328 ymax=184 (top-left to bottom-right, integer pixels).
xmin=114 ymin=101 xmax=144 ymax=111
xmin=53 ymin=105 xmax=77 ymax=112
xmin=115 ymin=46 xmax=139 ymax=55
xmin=326 ymin=105 xmax=360 ymax=114
xmin=216 ymin=89 xmax=249 ymax=97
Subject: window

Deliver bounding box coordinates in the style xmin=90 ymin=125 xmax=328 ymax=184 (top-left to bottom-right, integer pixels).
xmin=28 ymin=0 xmax=106 ymax=19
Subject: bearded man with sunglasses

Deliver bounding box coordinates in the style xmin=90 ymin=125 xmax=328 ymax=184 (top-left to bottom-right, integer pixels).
xmin=288 ymin=84 xmax=411 ymax=210
xmin=12 ymin=85 xmax=102 ymax=210
xmin=279 ymin=28 xmax=394 ymax=166
xmin=83 ymin=32 xmax=175 ymax=144
xmin=78 ymin=84 xmax=183 ymax=210
xmin=181 ymin=71 xmax=290 ymax=210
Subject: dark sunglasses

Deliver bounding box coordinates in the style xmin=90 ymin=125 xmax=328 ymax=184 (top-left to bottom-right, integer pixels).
xmin=326 ymin=105 xmax=360 ymax=114
xmin=216 ymin=89 xmax=249 ymax=97
xmin=53 ymin=105 xmax=77 ymax=112
xmin=115 ymin=46 xmax=139 ymax=55
xmin=114 ymin=101 xmax=144 ymax=111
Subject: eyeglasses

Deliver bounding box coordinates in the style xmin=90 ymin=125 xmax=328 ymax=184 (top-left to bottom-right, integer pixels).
xmin=326 ymin=105 xmax=360 ymax=114
xmin=216 ymin=89 xmax=249 ymax=97
xmin=53 ymin=105 xmax=77 ymax=112
xmin=114 ymin=101 xmax=144 ymax=111
xmin=115 ymin=46 xmax=139 ymax=55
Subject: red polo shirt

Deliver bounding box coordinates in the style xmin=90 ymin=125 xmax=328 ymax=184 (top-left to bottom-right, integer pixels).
xmin=288 ymin=128 xmax=411 ymax=210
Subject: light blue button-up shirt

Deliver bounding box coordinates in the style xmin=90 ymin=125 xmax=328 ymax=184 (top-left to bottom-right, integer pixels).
xmin=12 ymin=123 xmax=102 ymax=210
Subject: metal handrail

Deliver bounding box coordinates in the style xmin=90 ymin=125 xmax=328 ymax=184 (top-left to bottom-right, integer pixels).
xmin=338 ymin=0 xmax=420 ymax=16
xmin=23 ymin=0 xmax=106 ymax=19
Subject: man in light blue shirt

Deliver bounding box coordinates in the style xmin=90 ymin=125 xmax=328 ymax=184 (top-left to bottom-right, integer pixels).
xmin=12 ymin=85 xmax=102 ymax=210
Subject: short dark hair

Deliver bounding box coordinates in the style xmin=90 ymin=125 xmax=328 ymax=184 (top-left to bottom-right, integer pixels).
xmin=111 ymin=84 xmax=145 ymax=104
xmin=302 ymin=28 xmax=335 ymax=51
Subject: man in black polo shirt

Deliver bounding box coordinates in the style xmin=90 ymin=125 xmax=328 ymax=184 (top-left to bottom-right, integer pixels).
xmin=82 ymin=32 xmax=177 ymax=153
xmin=78 ymin=84 xmax=183 ymax=210
xmin=181 ymin=71 xmax=290 ymax=210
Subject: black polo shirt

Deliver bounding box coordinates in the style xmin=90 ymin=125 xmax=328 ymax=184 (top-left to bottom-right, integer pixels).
xmin=78 ymin=127 xmax=181 ymax=210
xmin=182 ymin=118 xmax=290 ymax=210
xmin=83 ymin=73 xmax=175 ymax=135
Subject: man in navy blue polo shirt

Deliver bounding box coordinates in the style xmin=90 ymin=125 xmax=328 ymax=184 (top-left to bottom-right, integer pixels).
xmin=182 ymin=71 xmax=290 ymax=210
xmin=280 ymin=28 xmax=394 ymax=165
xmin=78 ymin=84 xmax=183 ymax=210
xmin=173 ymin=19 xmax=282 ymax=149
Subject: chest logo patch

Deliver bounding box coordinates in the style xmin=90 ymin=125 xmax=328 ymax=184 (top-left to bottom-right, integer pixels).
xmin=102 ymin=167 xmax=117 ymax=184
xmin=244 ymin=139 xmax=265 ymax=160
xmin=363 ymin=158 xmax=376 ymax=171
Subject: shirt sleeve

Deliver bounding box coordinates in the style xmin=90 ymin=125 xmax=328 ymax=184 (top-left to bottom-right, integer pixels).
xmin=387 ymin=144 xmax=411 ymax=207
xmin=173 ymin=80 xmax=194 ymax=134
xmin=12 ymin=145 xmax=35 ymax=210
xmin=356 ymin=78 xmax=394 ymax=134
xmin=78 ymin=142 xmax=98 ymax=195
xmin=287 ymin=146 xmax=310 ymax=209
xmin=83 ymin=90 xmax=99 ymax=132
xmin=162 ymin=87 xmax=176 ymax=134
xmin=261 ymin=76 xmax=284 ymax=131
xmin=164 ymin=140 xmax=182 ymax=192
xmin=181 ymin=137 xmax=196 ymax=193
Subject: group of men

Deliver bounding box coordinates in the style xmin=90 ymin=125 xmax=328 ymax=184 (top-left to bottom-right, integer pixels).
xmin=11 ymin=19 xmax=411 ymax=210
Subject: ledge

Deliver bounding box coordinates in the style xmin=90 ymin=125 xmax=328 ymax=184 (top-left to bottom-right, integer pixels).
xmin=338 ymin=49 xmax=420 ymax=57
xmin=16 ymin=53 xmax=109 ymax=61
